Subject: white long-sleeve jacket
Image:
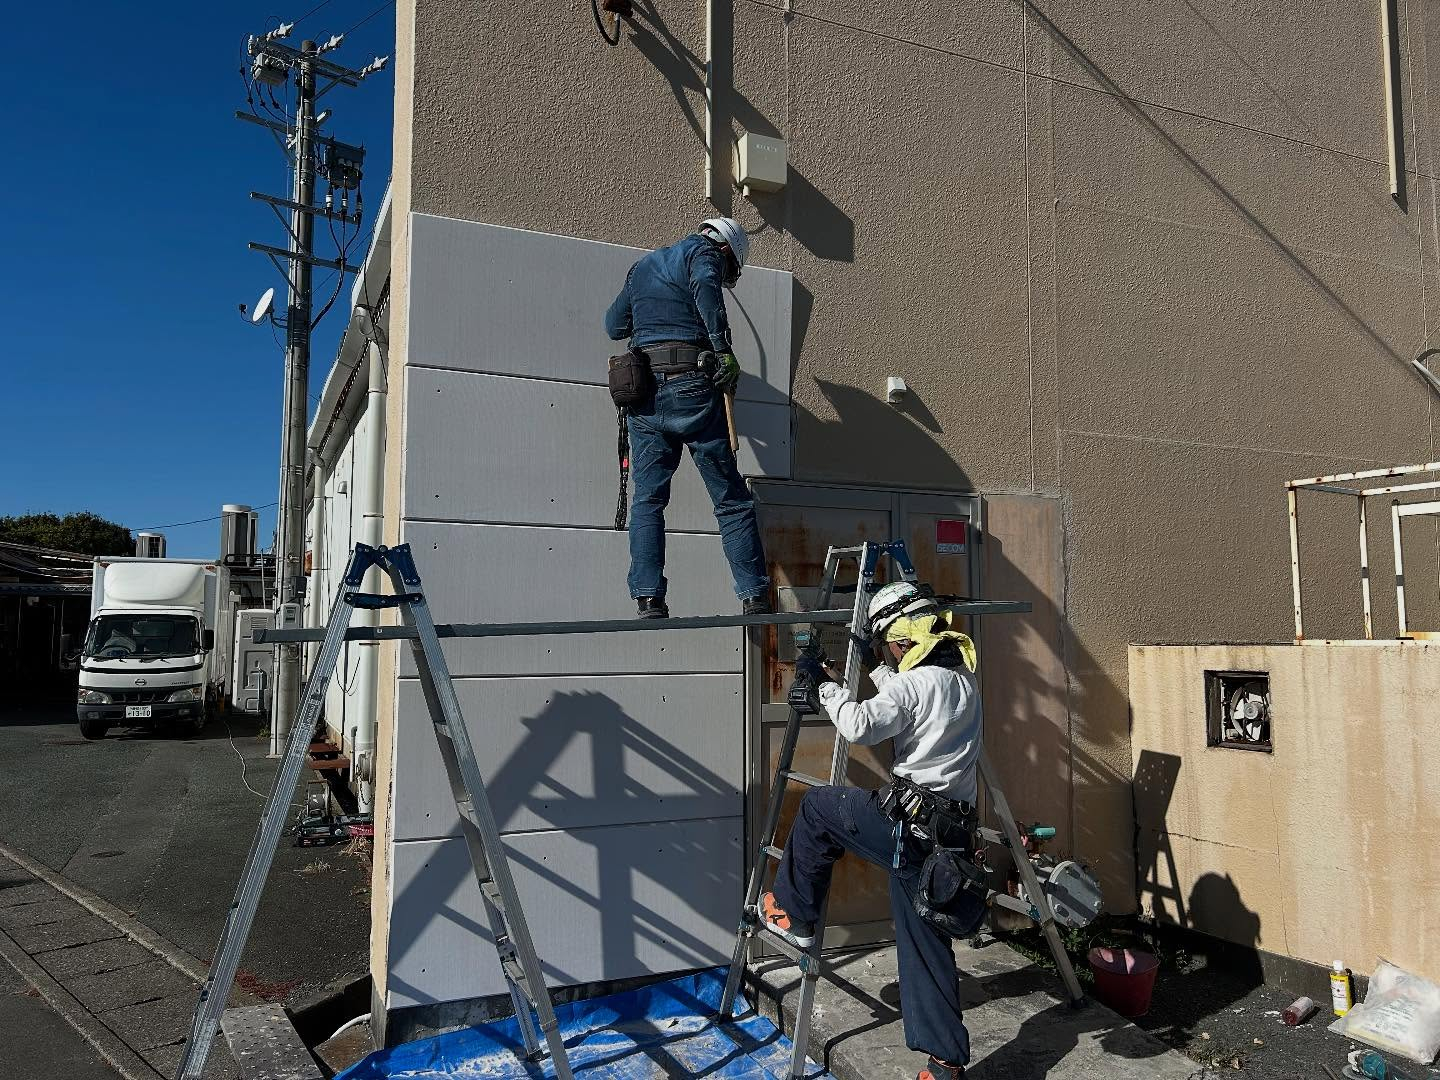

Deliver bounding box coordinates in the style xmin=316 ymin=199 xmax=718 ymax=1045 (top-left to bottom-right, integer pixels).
xmin=816 ymin=663 xmax=981 ymax=805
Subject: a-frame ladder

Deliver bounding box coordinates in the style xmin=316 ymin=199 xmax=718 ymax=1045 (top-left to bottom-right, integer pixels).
xmin=174 ymin=544 xmax=573 ymax=1080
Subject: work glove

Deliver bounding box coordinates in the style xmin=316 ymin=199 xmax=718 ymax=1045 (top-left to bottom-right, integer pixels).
xmin=711 ymin=352 xmax=741 ymax=392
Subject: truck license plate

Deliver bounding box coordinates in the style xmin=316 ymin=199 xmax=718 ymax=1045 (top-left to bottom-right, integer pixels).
xmin=125 ymin=706 xmax=152 ymax=719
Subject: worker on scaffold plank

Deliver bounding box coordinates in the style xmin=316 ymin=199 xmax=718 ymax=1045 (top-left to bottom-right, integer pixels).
xmin=604 ymin=217 xmax=771 ymax=620
xmin=764 ymin=581 xmax=987 ymax=1080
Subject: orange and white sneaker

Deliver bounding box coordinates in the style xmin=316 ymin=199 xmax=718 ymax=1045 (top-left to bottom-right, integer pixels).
xmin=760 ymin=892 xmax=815 ymax=948
xmin=918 ymin=1057 xmax=965 ymax=1079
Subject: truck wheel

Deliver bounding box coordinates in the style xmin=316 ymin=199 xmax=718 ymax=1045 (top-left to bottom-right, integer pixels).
xmin=79 ymin=719 xmax=110 ymax=741
xmin=188 ymin=704 xmax=210 ymax=737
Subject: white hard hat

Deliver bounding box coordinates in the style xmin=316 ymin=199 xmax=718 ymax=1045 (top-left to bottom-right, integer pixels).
xmin=700 ymin=217 xmax=749 ymax=273
xmin=866 ymin=581 xmax=938 ymax=640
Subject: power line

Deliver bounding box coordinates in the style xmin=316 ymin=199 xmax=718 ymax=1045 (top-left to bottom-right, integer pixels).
xmin=292 ymin=0 xmax=338 ymax=27
xmin=341 ymin=0 xmax=395 ymax=36
xmin=136 ymin=503 xmax=277 ymax=532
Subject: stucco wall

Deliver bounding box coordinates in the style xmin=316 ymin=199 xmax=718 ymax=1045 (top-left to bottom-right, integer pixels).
xmin=1130 ymin=642 xmax=1440 ymax=982
xmin=393 ymin=0 xmax=1440 ymax=915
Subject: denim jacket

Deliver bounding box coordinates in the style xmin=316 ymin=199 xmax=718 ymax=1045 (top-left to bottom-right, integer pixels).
xmin=604 ymin=234 xmax=733 ymax=353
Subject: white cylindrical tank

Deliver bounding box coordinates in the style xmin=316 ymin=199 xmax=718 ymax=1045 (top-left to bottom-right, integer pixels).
xmin=220 ymin=504 xmax=258 ymax=560
xmin=135 ymin=531 xmax=166 ymax=558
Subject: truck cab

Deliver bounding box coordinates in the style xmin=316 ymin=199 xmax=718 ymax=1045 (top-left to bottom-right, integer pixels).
xmin=76 ymin=559 xmax=230 ymax=739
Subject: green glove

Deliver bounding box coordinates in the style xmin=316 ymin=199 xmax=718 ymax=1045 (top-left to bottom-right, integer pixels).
xmin=712 ymin=352 xmax=741 ymax=392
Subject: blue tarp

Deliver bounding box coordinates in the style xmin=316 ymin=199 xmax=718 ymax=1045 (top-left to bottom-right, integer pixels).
xmin=336 ymin=968 xmax=826 ymax=1079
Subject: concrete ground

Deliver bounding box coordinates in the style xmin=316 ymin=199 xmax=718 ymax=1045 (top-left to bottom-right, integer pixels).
xmin=0 ymin=945 xmax=122 ymax=1080
xmin=752 ymin=939 xmax=1202 ymax=1080
xmin=0 ymin=701 xmax=371 ymax=1079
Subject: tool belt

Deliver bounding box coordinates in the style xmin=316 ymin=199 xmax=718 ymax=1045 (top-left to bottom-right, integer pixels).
xmin=879 ymin=773 xmax=975 ymax=849
xmin=649 ymin=343 xmax=717 ymax=376
xmin=881 ymin=773 xmax=987 ymax=938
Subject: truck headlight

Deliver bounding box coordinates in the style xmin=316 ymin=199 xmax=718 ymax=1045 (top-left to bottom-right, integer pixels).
xmin=167 ymin=687 xmax=203 ymax=703
xmin=78 ymin=688 xmax=112 ymax=704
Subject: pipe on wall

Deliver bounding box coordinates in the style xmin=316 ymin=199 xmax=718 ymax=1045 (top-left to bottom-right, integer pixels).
xmin=352 ymin=340 xmax=387 ymax=813
xmin=306 ymin=448 xmax=328 ymax=675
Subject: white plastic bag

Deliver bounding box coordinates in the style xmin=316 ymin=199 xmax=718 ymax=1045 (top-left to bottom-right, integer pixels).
xmin=1333 ymin=960 xmax=1440 ymax=1065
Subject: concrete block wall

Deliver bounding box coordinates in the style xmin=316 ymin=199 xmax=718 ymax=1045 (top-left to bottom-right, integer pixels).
xmin=382 ymin=212 xmax=792 ymax=1007
xmin=1129 ymin=641 xmax=1440 ymax=983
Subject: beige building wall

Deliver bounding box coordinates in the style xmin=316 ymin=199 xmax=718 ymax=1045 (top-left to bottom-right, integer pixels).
xmin=388 ymin=0 xmax=1440 ymax=915
xmin=1130 ymin=642 xmax=1440 ymax=982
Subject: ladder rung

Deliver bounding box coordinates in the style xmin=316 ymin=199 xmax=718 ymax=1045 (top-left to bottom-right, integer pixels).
xmin=762 ymin=844 xmax=785 ymax=861
xmin=756 ymin=926 xmax=817 ymax=966
xmin=782 ymin=769 xmax=826 ymax=789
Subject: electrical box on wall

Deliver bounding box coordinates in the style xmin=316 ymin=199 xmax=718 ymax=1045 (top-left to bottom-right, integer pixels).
xmin=734 ymin=132 xmax=788 ymax=196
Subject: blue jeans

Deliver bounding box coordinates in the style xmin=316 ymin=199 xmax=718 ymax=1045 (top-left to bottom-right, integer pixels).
xmin=626 ymin=371 xmax=770 ymax=601
xmin=774 ymin=786 xmax=980 ymax=1067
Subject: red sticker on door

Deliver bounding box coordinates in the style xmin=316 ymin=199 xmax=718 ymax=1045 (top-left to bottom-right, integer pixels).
xmin=936 ymin=519 xmax=967 ymax=555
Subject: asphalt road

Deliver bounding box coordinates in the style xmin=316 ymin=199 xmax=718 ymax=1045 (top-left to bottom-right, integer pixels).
xmin=0 ymin=700 xmax=371 ymax=1076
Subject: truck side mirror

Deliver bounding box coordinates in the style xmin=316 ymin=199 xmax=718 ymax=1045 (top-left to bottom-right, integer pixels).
xmin=202 ymin=629 xmax=215 ymax=651
xmin=60 ymin=633 xmax=74 ymax=657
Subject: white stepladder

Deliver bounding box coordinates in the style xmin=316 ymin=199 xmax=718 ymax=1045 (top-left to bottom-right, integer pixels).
xmin=718 ymin=539 xmax=1094 ymax=1080
xmin=175 ymin=543 xmax=575 ymax=1080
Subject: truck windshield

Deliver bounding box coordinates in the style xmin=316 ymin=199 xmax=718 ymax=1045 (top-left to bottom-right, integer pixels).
xmin=85 ymin=615 xmax=200 ymax=659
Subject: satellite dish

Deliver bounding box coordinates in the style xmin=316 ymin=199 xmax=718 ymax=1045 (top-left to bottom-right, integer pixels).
xmin=251 ymin=288 xmax=276 ymax=325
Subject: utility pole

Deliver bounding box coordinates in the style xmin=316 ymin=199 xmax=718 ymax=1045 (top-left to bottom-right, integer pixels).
xmin=240 ymin=23 xmax=388 ymax=757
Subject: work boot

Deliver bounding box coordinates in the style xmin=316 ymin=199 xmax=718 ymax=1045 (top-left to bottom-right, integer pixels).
xmin=917 ymin=1057 xmax=965 ymax=1079
xmin=760 ymin=892 xmax=815 ymax=948
xmin=636 ymin=597 xmax=669 ymax=620
xmin=742 ymin=595 xmax=773 ymax=616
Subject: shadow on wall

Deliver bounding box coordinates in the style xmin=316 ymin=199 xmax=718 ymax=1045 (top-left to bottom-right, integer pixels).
xmin=627 ymin=0 xmax=855 ymax=262
xmin=387 ymin=690 xmax=740 ymax=1006
xmin=1016 ymin=0 xmax=1409 ymax=368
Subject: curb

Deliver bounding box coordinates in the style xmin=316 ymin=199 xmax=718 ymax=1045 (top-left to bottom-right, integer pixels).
xmin=0 ymin=924 xmax=164 ymax=1080
xmin=0 ymin=840 xmax=220 ymax=988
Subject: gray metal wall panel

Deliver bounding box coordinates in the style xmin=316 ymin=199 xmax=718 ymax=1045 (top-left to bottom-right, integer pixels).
xmin=387 ymin=820 xmax=741 ymax=1007
xmin=397 ymin=521 xmax=745 ymax=677
xmin=403 ymin=368 xmax=790 ymax=527
xmin=408 ymin=213 xmax=792 ymax=407
xmin=393 ymin=674 xmax=744 ymax=840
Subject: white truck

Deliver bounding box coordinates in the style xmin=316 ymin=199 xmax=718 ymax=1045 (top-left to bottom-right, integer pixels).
xmin=76 ymin=558 xmax=232 ymax=739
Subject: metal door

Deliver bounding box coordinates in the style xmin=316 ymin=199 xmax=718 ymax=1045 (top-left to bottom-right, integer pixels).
xmin=747 ymin=482 xmax=981 ymax=947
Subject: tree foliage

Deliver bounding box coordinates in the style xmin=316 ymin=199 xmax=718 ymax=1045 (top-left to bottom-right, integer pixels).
xmin=0 ymin=512 xmax=134 ymax=556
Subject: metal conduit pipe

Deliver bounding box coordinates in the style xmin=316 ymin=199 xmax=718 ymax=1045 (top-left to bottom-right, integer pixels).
xmin=305 ymin=448 xmax=328 ymax=676
xmin=352 ymin=339 xmax=386 ymax=812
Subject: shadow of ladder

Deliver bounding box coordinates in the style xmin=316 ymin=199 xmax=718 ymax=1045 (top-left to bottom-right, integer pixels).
xmin=1133 ymin=751 xmax=1188 ymax=927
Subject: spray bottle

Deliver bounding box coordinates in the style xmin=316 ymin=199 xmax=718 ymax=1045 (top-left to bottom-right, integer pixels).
xmin=1331 ymin=960 xmax=1355 ymax=1016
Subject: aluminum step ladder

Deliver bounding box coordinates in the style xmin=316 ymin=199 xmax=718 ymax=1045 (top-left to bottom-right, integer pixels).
xmin=718 ymin=540 xmax=1085 ymax=1079
xmin=175 ymin=543 xmax=574 ymax=1080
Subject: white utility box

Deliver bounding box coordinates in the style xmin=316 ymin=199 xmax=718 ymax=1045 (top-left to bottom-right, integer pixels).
xmin=734 ymin=132 xmax=788 ymax=195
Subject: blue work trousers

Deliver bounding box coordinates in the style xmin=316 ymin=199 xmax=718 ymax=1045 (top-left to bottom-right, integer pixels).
xmin=773 ymin=785 xmax=978 ymax=1068
xmin=626 ymin=371 xmax=770 ymax=601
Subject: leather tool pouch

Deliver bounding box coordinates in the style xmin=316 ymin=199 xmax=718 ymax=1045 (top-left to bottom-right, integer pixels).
xmin=608 ymin=349 xmax=654 ymax=408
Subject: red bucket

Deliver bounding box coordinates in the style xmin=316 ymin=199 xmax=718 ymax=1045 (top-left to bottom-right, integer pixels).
xmin=1088 ymin=946 xmax=1160 ymax=1018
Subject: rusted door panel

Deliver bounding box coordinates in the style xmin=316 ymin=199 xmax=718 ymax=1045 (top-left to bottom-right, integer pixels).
xmin=747 ymin=484 xmax=981 ymax=943
xmin=902 ymin=497 xmax=980 ymax=637
xmin=760 ymin=714 xmax=894 ymax=928
xmin=759 ymin=501 xmax=892 ymax=704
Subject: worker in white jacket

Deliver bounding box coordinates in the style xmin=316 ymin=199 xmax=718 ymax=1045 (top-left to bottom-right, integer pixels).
xmin=762 ymin=581 xmax=985 ymax=1080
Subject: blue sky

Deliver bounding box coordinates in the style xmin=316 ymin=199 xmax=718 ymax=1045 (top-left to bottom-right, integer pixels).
xmin=0 ymin=1 xmax=394 ymax=558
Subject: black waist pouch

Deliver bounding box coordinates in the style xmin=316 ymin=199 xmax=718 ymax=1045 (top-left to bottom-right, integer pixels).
xmin=914 ymin=845 xmax=988 ymax=939
xmin=608 ymin=349 xmax=654 ymax=408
